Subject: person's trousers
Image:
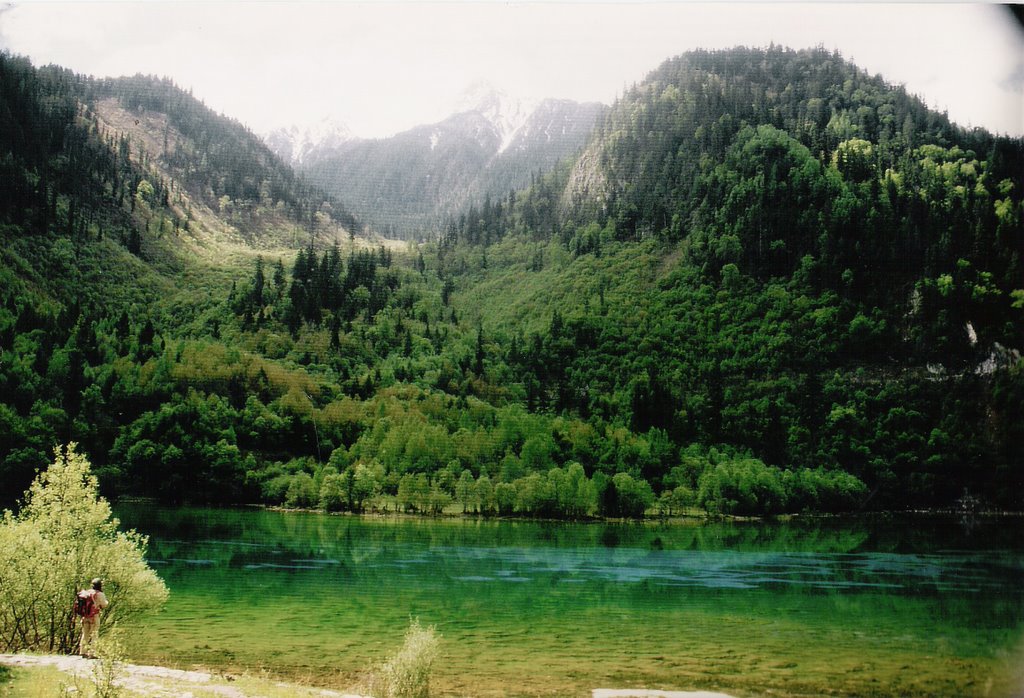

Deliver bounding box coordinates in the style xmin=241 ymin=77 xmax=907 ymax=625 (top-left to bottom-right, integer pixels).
xmin=79 ymin=617 xmax=100 ymax=656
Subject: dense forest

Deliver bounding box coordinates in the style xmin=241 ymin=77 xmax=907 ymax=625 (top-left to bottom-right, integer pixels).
xmin=1 ymin=47 xmax=1021 ymax=519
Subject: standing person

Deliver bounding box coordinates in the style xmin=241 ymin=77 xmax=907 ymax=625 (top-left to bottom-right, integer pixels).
xmin=78 ymin=577 xmax=109 ymax=658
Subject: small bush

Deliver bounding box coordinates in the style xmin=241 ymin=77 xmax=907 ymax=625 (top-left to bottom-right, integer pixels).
xmin=92 ymin=635 xmax=127 ymax=698
xmin=365 ymin=619 xmax=441 ymax=698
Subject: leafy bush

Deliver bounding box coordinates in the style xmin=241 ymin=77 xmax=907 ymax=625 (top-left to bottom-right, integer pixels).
xmin=0 ymin=444 xmax=168 ymax=653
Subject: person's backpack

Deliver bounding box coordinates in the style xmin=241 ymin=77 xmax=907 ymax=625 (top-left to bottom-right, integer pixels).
xmin=74 ymin=589 xmax=96 ymax=618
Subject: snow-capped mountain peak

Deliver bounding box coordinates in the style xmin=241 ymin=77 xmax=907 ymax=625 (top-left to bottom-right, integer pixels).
xmin=455 ymin=81 xmax=538 ymax=154
xmin=265 ymin=116 xmax=354 ymax=166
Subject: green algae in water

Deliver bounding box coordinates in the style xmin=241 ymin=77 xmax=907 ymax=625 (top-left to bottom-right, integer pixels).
xmin=115 ymin=506 xmax=1024 ymax=697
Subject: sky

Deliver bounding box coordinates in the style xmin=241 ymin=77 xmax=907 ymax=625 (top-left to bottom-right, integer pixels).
xmin=1 ymin=2 xmax=1022 ymax=139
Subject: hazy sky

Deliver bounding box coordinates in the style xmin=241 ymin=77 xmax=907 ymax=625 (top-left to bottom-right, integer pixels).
xmin=1 ymin=2 xmax=1022 ymax=139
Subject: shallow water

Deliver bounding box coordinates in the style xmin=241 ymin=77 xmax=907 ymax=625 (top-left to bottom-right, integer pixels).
xmin=115 ymin=506 xmax=1024 ymax=696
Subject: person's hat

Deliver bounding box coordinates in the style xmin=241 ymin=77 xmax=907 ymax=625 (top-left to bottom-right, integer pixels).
xmin=91 ymin=578 xmax=103 ymax=588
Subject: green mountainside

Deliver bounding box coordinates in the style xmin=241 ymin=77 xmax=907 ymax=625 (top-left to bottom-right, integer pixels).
xmin=0 ymin=53 xmax=358 ymax=499
xmin=1 ymin=47 xmax=1021 ymax=516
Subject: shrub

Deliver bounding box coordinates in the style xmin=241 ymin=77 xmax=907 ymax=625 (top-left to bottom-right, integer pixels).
xmin=365 ymin=619 xmax=441 ymax=698
xmin=0 ymin=444 xmax=168 ymax=653
xmin=91 ymin=634 xmax=128 ymax=698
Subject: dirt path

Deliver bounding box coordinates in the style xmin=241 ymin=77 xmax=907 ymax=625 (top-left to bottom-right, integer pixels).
xmin=0 ymin=653 xmax=362 ymax=698
xmin=2 ymin=654 xmax=740 ymax=698
xmin=593 ymin=687 xmax=737 ymax=691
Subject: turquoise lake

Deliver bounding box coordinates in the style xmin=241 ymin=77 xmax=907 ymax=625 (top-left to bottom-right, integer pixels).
xmin=114 ymin=505 xmax=1024 ymax=696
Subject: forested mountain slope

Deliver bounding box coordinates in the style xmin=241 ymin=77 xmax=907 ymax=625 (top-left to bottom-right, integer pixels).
xmin=437 ymin=46 xmax=1024 ymax=510
xmin=0 ymin=54 xmax=362 ymax=502
xmin=1 ymin=47 xmax=1021 ymax=517
xmin=90 ymin=73 xmax=361 ymax=247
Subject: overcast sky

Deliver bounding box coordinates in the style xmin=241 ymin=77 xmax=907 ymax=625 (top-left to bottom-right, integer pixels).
xmin=1 ymin=2 xmax=1022 ymax=139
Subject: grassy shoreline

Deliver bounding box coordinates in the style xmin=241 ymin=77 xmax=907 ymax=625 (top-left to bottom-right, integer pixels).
xmin=148 ymin=495 xmax=1024 ymax=524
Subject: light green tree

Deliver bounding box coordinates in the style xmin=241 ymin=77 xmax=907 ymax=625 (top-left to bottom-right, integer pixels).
xmin=352 ymin=462 xmax=384 ymax=511
xmin=611 ymin=472 xmax=655 ymax=519
xmin=455 ymin=470 xmax=475 ymax=513
xmin=561 ymin=462 xmax=596 ymax=518
xmin=475 ymin=475 xmax=495 ymax=515
xmin=494 ymin=482 xmax=516 ymax=515
xmin=0 ymin=444 xmax=168 ymax=653
xmin=134 ymin=179 xmax=154 ymax=216
xmin=285 ymin=472 xmax=317 ymax=508
xmin=426 ymin=485 xmax=452 ymax=515
xmin=135 ymin=179 xmax=155 ymax=203
xmin=319 ymin=472 xmax=347 ymax=512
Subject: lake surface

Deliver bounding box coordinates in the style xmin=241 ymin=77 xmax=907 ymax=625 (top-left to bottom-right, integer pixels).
xmin=114 ymin=505 xmax=1024 ymax=697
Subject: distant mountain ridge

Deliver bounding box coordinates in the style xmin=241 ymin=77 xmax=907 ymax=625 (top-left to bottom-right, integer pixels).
xmin=265 ymin=117 xmax=354 ymax=167
xmin=454 ymin=81 xmax=538 ymax=153
xmin=266 ymin=85 xmax=606 ymax=239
